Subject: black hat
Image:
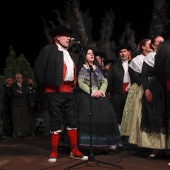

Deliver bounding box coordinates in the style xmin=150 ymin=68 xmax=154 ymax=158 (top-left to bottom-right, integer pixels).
xmin=116 ymin=44 xmax=132 ymax=53
xmin=95 ymin=51 xmax=107 ymax=59
xmin=49 ymin=25 xmax=73 ymax=37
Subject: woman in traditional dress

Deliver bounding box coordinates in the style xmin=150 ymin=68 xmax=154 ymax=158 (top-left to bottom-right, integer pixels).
xmin=120 ymin=39 xmax=152 ymax=140
xmin=140 ymin=35 xmax=166 ymax=160
xmin=77 ymin=48 xmax=122 ymax=149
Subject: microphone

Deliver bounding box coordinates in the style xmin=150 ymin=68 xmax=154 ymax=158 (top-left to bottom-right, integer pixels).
xmin=70 ymin=38 xmax=81 ymax=44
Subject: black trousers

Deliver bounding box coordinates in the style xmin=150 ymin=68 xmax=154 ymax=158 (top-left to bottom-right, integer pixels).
xmin=46 ymin=92 xmax=78 ymax=132
xmin=111 ymin=93 xmax=128 ymax=125
xmin=2 ymin=104 xmax=13 ymax=136
xmin=12 ymin=106 xmax=28 ymax=136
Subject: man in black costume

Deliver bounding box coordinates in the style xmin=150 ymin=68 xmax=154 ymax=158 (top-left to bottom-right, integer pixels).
xmin=154 ymin=22 xmax=170 ymax=166
xmin=34 ymin=25 xmax=88 ymax=163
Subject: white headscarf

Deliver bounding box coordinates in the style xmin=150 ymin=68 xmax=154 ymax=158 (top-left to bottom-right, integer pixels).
xmin=129 ymin=54 xmax=145 ymax=73
xmin=144 ymin=51 xmax=156 ymax=67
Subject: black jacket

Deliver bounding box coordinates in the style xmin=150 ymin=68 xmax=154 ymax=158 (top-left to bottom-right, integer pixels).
xmin=154 ymin=40 xmax=170 ymax=89
xmin=11 ymin=83 xmax=30 ymax=107
xmin=107 ymin=59 xmax=130 ymax=95
xmin=34 ymin=44 xmax=80 ymax=93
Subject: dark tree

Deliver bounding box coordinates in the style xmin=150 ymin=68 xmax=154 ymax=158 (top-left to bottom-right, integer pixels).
xmin=3 ymin=46 xmax=34 ymax=83
xmin=42 ymin=0 xmax=169 ymax=60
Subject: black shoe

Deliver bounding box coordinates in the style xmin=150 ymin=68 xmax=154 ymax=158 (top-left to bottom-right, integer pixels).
xmin=147 ymin=154 xmax=156 ymax=160
xmin=158 ymin=150 xmax=170 ymax=160
xmin=148 ymin=151 xmax=162 ymax=160
xmin=116 ymin=143 xmax=124 ymax=149
xmin=13 ymin=135 xmax=17 ymax=138
xmin=1 ymin=135 xmax=7 ymax=139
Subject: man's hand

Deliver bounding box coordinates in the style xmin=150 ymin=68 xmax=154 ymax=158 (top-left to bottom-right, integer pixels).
xmin=16 ymin=90 xmax=22 ymax=93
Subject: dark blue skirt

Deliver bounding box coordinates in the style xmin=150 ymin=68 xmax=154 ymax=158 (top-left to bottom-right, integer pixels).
xmin=76 ymin=92 xmax=122 ymax=147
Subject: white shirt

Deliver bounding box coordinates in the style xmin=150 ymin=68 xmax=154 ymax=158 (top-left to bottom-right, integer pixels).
xmin=18 ymin=82 xmax=21 ymax=87
xmin=57 ymin=44 xmax=74 ymax=81
xmin=122 ymin=61 xmax=130 ymax=83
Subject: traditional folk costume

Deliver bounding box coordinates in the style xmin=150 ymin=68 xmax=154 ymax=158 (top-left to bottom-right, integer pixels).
xmin=140 ymin=51 xmax=167 ymax=150
xmin=123 ymin=54 xmax=145 ymax=144
xmin=77 ymin=65 xmax=122 ymax=147
xmin=120 ymin=54 xmax=145 ymax=137
xmin=34 ymin=26 xmax=87 ymax=163
xmin=128 ymin=52 xmax=167 ymax=150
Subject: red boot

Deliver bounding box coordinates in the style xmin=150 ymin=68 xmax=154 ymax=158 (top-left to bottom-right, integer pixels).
xmin=67 ymin=128 xmax=88 ymax=161
xmin=48 ymin=133 xmax=60 ymax=163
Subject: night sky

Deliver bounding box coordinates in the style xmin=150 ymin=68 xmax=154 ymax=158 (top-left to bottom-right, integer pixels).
xmin=1 ymin=0 xmax=169 ymax=74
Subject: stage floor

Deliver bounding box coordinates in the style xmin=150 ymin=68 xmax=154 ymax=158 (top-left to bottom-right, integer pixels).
xmin=0 ymin=135 xmax=170 ymax=170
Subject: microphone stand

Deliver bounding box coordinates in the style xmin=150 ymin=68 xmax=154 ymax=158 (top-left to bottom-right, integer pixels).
xmin=64 ymin=43 xmax=123 ymax=170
